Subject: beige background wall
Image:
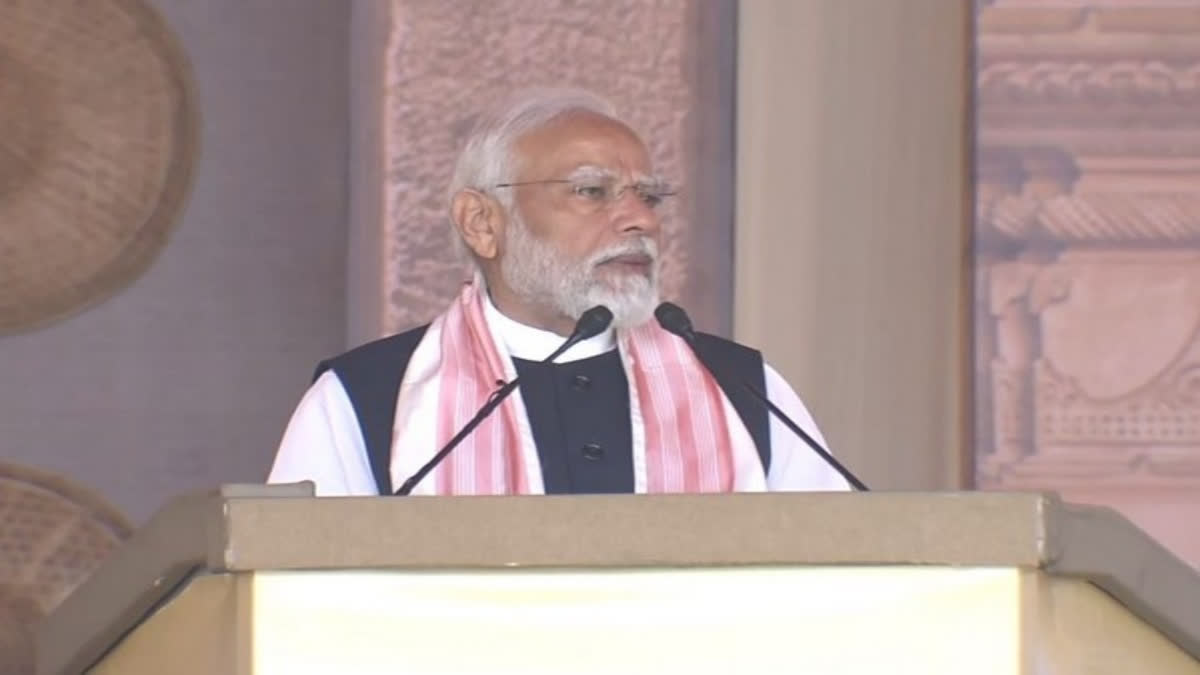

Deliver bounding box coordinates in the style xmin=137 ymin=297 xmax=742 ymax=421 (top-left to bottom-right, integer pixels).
xmin=735 ymin=0 xmax=971 ymax=491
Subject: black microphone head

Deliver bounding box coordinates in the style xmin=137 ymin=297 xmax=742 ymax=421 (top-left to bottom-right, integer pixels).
xmin=574 ymin=305 xmax=614 ymax=340
xmin=654 ymin=302 xmax=695 ymax=340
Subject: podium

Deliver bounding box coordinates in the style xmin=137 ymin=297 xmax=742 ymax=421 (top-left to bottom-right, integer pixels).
xmin=37 ymin=485 xmax=1200 ymax=674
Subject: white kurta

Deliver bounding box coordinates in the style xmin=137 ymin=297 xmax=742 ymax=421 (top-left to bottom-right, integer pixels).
xmin=268 ymin=298 xmax=851 ymax=495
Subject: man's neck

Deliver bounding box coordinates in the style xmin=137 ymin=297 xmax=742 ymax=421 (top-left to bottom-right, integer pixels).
xmin=485 ymin=285 xmax=575 ymax=337
xmin=481 ymin=289 xmax=616 ymax=363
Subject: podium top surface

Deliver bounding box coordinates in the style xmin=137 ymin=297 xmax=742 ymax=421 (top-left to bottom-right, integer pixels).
xmin=37 ymin=485 xmax=1200 ymax=673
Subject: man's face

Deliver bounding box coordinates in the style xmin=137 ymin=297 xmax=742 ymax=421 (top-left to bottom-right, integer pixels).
xmin=497 ymin=112 xmax=665 ymax=328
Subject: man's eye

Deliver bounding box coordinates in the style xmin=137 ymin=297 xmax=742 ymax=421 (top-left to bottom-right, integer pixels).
xmin=573 ymin=184 xmax=610 ymax=201
xmin=638 ymin=191 xmax=664 ymax=208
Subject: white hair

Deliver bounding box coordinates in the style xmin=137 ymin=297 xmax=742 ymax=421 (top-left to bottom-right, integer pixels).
xmin=448 ymin=87 xmax=618 ymax=212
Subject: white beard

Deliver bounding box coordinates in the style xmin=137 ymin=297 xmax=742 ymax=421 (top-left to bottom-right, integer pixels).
xmin=499 ymin=213 xmax=660 ymax=330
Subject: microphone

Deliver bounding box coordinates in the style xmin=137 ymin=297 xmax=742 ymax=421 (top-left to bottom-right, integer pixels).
xmin=393 ymin=305 xmax=614 ymax=495
xmin=654 ymin=302 xmax=869 ymax=491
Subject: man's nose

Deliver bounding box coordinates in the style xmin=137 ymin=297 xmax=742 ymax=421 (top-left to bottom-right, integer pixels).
xmin=611 ymin=190 xmax=661 ymax=236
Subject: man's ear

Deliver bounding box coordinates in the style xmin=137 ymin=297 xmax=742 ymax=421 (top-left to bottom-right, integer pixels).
xmin=451 ymin=189 xmax=504 ymax=260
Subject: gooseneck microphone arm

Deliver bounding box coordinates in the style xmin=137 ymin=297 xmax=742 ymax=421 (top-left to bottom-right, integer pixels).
xmin=654 ymin=302 xmax=869 ymax=491
xmin=393 ymin=305 xmax=614 ymax=496
xmin=730 ymin=376 xmax=869 ymax=491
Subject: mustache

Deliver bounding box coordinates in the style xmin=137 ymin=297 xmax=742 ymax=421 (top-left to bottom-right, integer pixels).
xmin=588 ymin=238 xmax=659 ymax=266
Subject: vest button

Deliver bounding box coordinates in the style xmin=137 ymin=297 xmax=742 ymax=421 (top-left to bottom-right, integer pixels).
xmin=571 ymin=374 xmax=591 ymax=391
xmin=581 ymin=442 xmax=604 ymax=461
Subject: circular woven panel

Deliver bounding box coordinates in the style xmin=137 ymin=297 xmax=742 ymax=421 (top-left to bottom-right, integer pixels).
xmin=0 ymin=0 xmax=197 ymax=334
xmin=0 ymin=462 xmax=132 ymax=673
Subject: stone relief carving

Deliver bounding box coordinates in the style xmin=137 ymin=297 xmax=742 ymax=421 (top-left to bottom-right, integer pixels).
xmin=981 ymin=252 xmax=1200 ymax=485
xmin=978 ymin=60 xmax=1200 ymax=108
xmin=975 ymin=2 xmax=1200 ymax=490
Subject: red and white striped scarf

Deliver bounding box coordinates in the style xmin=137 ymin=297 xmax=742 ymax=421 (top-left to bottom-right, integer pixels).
xmin=388 ymin=281 xmax=766 ymax=495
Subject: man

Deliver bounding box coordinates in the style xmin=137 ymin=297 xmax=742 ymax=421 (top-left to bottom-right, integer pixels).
xmin=268 ymin=88 xmax=850 ymax=496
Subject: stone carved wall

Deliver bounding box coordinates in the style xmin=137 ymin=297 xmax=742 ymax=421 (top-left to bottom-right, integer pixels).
xmin=380 ymin=0 xmax=733 ymax=335
xmin=975 ymin=1 xmax=1200 ymax=563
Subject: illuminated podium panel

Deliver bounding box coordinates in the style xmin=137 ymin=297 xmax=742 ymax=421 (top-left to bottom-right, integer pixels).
xmin=37 ymin=487 xmax=1200 ymax=674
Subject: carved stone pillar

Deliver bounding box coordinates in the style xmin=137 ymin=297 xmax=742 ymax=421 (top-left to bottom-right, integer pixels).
xmin=985 ymin=261 xmax=1039 ymax=466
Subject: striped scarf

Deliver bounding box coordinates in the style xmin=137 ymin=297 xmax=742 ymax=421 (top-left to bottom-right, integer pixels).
xmin=388 ymin=281 xmax=766 ymax=495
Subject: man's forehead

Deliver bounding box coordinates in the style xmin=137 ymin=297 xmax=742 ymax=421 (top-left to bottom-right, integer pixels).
xmin=515 ymin=113 xmax=654 ymax=176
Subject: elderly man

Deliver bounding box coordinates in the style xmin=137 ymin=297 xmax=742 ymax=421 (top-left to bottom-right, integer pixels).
xmin=268 ymin=88 xmax=851 ymax=496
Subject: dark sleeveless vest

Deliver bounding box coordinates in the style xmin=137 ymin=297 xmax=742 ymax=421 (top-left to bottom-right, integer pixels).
xmin=314 ymin=325 xmax=771 ymax=495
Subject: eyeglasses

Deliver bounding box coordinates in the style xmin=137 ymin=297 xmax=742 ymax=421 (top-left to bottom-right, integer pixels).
xmin=493 ymin=176 xmax=678 ymax=211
